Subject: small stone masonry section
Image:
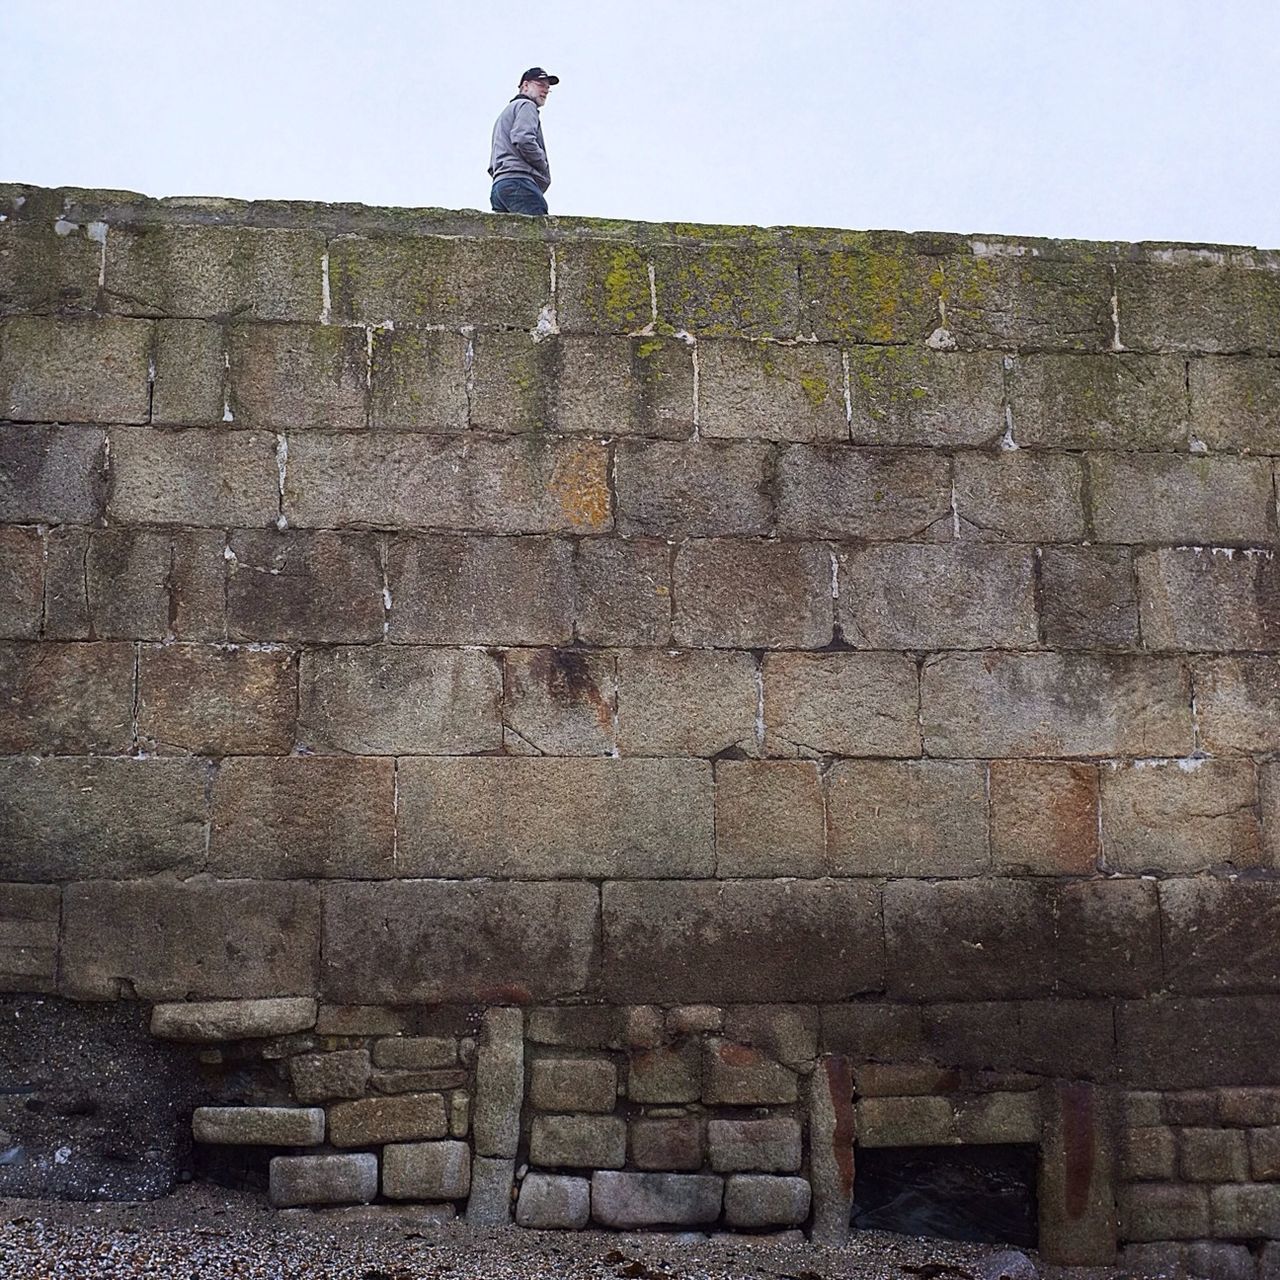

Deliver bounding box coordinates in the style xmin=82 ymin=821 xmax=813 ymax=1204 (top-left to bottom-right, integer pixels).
xmin=3 ymin=185 xmax=1280 ymax=1262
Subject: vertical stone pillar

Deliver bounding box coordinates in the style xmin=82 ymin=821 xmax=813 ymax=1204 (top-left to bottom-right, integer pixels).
xmin=466 ymin=1006 xmax=524 ymax=1226
xmin=1038 ymin=1081 xmax=1118 ymax=1266
xmin=808 ymin=1053 xmax=855 ymax=1245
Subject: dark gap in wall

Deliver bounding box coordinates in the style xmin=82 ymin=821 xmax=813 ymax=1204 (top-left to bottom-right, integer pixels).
xmin=851 ymin=1144 xmax=1038 ymax=1249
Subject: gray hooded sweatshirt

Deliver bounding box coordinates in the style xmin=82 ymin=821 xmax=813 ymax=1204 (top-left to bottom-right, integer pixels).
xmin=489 ymin=94 xmax=551 ymax=192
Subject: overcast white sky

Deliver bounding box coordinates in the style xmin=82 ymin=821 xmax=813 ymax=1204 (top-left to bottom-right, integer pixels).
xmin=3 ymin=0 xmax=1277 ymax=247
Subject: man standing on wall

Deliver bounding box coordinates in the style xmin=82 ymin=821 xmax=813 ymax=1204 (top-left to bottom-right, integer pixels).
xmin=489 ymin=67 xmax=558 ymax=216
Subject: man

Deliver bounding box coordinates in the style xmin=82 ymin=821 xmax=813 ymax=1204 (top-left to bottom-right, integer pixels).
xmin=489 ymin=67 xmax=559 ymax=216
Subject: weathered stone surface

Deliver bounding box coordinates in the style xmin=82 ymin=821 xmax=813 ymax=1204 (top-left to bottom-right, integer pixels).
xmin=1102 ymin=759 xmax=1261 ymax=874
xmin=0 ymin=757 xmax=207 ymax=881
xmin=285 ymin=434 xmax=610 ymax=534
xmin=62 ymin=879 xmax=318 ymax=1000
xmin=0 ymin=424 xmax=105 ymax=523
xmin=1162 ymin=879 xmax=1280 ymax=995
xmin=1211 ymin=1183 xmax=1280 ymax=1238
xmin=371 ymin=1068 xmax=467 ymax=1094
xmin=1118 ymin=1182 xmax=1210 ymax=1242
xmin=617 ymin=649 xmax=757 ymax=757
xmin=108 ymin=426 xmax=280 ymax=526
xmin=698 ymin=339 xmax=846 ymax=442
xmin=778 ymin=445 xmax=950 ymax=540
xmin=1191 ymin=356 xmax=1280 ymax=452
xmin=941 ymin=255 xmax=1113 ymax=351
xmin=1039 ymin=546 xmax=1140 ymax=650
xmin=168 ymin=529 xmax=229 ymax=641
xmin=328 ymin=234 xmax=547 ymax=327
xmin=553 ymin=240 xmax=652 ymax=334
xmin=1197 ymin=657 xmax=1280 ymax=753
xmin=526 ymin=1006 xmax=619 ymax=1049
xmin=990 ymin=761 xmax=1099 ymax=875
xmin=151 ymin=997 xmax=317 ymax=1042
xmin=0 ymin=640 xmax=134 ymax=754
xmin=530 ymin=1115 xmax=626 ymax=1169
xmin=290 ymin=1049 xmax=371 ymax=1103
xmin=809 ymin=1055 xmax=855 ymax=1245
xmin=623 ymin=1005 xmax=666 ymax=1050
xmin=473 ymin=1007 xmax=523 ymax=1159
xmin=1252 ymin=1127 xmax=1280 ymax=1180
xmin=954 ymin=451 xmax=1086 ymax=542
xmin=396 ymin=757 xmax=712 ymax=878
xmin=299 ymin=645 xmax=500 ymax=755
xmin=0 ymin=316 xmax=151 ymax=423
xmin=654 ymin=241 xmax=799 ymax=338
xmin=315 ymin=1005 xmax=409 ymax=1036
xmin=388 ymin=535 xmax=574 ymax=645
xmin=703 ymin=1041 xmax=798 ymax=1105
xmin=138 ymin=644 xmax=297 ymax=755
xmin=1178 ymin=1127 xmax=1250 ymax=1182
xmin=1007 ymin=353 xmax=1190 ymax=450
xmin=714 ymin=761 xmax=826 ymax=878
xmin=708 ymin=1118 xmax=802 ymax=1173
xmin=839 ymin=545 xmax=1037 ymax=649
xmin=150 ymin=319 xmax=223 ymax=425
xmin=328 ymin=1093 xmax=447 ymax=1147
xmin=629 ymin=1117 xmax=703 ymax=1172
xmin=847 ymin=348 xmax=1004 ymax=447
xmin=383 ymin=1140 xmax=471 ymax=1200
xmin=1121 ymin=1126 xmax=1177 ymax=1180
xmin=603 ymin=879 xmax=882 ymax=1003
xmin=762 ymin=651 xmax=918 ymax=758
xmin=227 ymin=322 xmax=366 ymax=429
xmin=0 ymin=885 xmax=59 ymax=993
xmin=954 ymin=1091 xmax=1041 ymax=1144
xmin=826 ymin=759 xmax=988 ymax=877
xmin=590 ymin=1170 xmax=723 ymax=1228
xmin=799 ymin=247 xmax=939 ymax=344
xmin=105 ymin=224 xmax=322 ymax=321
xmin=210 ymin=756 xmax=395 ymax=878
xmin=627 ymin=1045 xmax=700 ymax=1104
xmin=1091 ymin=453 xmax=1275 ymax=544
xmin=723 ymin=1005 xmax=819 ymax=1069
xmin=372 ymin=1037 xmax=456 ymax=1070
xmin=0 ymin=218 xmax=101 ymax=317
xmin=1221 ymin=1088 xmax=1280 ymax=1127
xmin=1138 ymin=548 xmax=1280 ymax=651
xmin=856 ymin=1095 xmax=955 ymax=1147
xmin=1118 ymin=997 xmax=1280 ymax=1089
xmin=617 ymin=439 xmax=772 ymax=538
xmin=1057 ymin=878 xmax=1163 ymax=999
xmin=1038 ymin=1083 xmax=1117 ymax=1266
xmin=323 ymin=881 xmax=596 ymax=1005
xmin=724 ymin=1175 xmax=811 ymax=1228
xmin=228 ymin=530 xmax=384 ymax=643
xmin=466 ymin=1155 xmax=516 ymax=1227
xmin=370 ymin=328 xmax=468 ymax=432
xmin=0 ymin=526 xmax=43 ymax=639
xmin=529 ymin=1057 xmax=617 ymax=1114
xmin=269 ymin=1153 xmax=378 ymax=1209
xmin=193 ymin=1106 xmax=324 ymax=1146
xmin=502 ymin=647 xmax=615 ymax=756
xmin=516 ymin=1172 xmax=591 ymax=1229
xmin=921 ymin=1001 xmax=1020 ymax=1071
xmin=673 ymin=539 xmax=832 ymax=648
xmin=922 ymin=652 xmax=1193 ymax=758
xmin=1118 ymin=261 xmax=1280 ymax=354
xmin=573 ymin=537 xmax=671 ymax=646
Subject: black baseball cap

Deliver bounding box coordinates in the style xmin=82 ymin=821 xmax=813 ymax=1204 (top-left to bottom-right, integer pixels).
xmin=520 ymin=67 xmax=559 ymax=84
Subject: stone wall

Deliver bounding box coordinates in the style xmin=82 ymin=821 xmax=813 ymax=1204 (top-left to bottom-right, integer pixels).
xmin=2 ymin=183 xmax=1280 ymax=1266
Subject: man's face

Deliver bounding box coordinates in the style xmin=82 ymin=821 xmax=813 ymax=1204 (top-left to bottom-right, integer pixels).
xmin=521 ymin=78 xmax=551 ymax=106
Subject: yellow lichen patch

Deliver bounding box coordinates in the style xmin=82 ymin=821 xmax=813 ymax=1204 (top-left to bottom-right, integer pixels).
xmin=550 ymin=440 xmax=611 ymax=531
xmin=799 ymin=374 xmax=830 ymax=407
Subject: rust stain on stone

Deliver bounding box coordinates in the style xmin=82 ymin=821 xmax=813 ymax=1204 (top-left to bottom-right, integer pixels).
xmin=528 ymin=648 xmax=612 ymax=731
xmin=550 ymin=440 xmax=610 ymax=531
xmin=1061 ymin=1081 xmax=1096 ymax=1219
xmin=826 ymin=1055 xmax=856 ymax=1197
xmin=719 ymin=1042 xmax=764 ymax=1068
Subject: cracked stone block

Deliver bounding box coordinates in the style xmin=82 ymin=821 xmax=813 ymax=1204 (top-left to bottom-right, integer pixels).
xmin=826 ymin=759 xmax=988 ymax=878
xmin=1199 ymin=660 xmax=1280 ymax=755
xmin=762 ymin=651 xmax=919 ymax=759
xmin=502 ymin=648 xmax=615 ymax=757
xmin=151 ymin=997 xmax=317 ymax=1043
xmin=530 ymin=1114 xmax=626 ymax=1169
xmin=724 ymin=1174 xmax=811 ymax=1229
xmin=591 ymin=1171 xmax=723 ymax=1229
xmin=1040 ymin=546 xmax=1140 ymax=651
xmin=954 ymin=1091 xmax=1041 ymax=1144
xmin=1212 ymin=1183 xmax=1280 ymax=1238
xmin=722 ymin=1006 xmax=819 ymax=1070
xmin=372 ymin=1068 xmax=467 ymax=1095
xmin=44 ymin=527 xmax=173 ymax=642
xmin=193 ymin=1107 xmax=324 ymax=1146
xmin=953 ymin=450 xmax=1085 ymax=543
xmin=839 ymin=544 xmax=1036 ymax=650
xmin=516 ymin=1172 xmax=591 ymax=1229
xmin=1102 ymin=759 xmax=1261 ymax=875
xmin=269 ymin=1154 xmax=378 ymax=1209
xmin=777 ymin=445 xmax=951 ymax=540
xmin=529 ymin=1057 xmax=618 ymax=1114
xmin=703 ymin=1041 xmax=798 ymax=1106
xmin=714 ymin=761 xmax=825 ymax=878
xmin=708 ymin=1118 xmax=802 ymax=1173
xmin=383 ymin=1140 xmax=471 ymax=1200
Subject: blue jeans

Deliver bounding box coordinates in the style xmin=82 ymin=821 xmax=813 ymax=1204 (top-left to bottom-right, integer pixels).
xmin=490 ymin=176 xmax=548 ymax=216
